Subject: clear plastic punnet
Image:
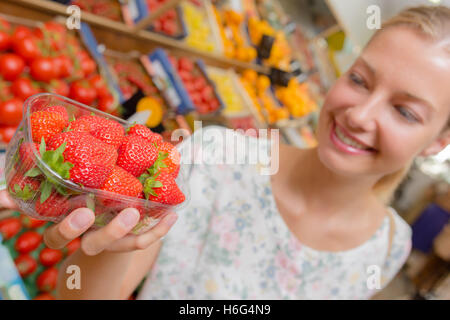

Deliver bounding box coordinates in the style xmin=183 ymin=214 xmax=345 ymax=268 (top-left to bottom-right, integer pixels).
xmin=5 ymin=93 xmax=190 ymax=234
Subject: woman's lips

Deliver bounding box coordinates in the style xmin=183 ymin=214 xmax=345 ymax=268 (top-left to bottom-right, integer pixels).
xmin=329 ymin=121 xmax=377 ymax=155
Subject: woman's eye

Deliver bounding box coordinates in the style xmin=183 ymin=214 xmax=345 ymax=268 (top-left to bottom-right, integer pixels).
xmin=395 ymin=106 xmax=419 ymax=123
xmin=349 ymin=73 xmax=366 ymax=88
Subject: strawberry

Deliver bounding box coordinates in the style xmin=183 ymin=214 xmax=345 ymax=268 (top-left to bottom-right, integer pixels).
xmin=43 ymin=105 xmax=69 ymax=123
xmin=157 ymin=141 xmax=180 ymax=178
xmin=30 ymin=106 xmax=68 ymax=143
xmin=69 ymin=115 xmax=124 ymax=148
xmin=8 ymin=172 xmax=40 ymax=201
xmin=18 ymin=142 xmax=40 ymax=173
xmin=126 ymin=124 xmax=163 ymax=146
xmin=48 ymin=131 xmax=117 ymax=188
xmin=35 ymin=191 xmax=69 ymax=217
xmin=117 ymin=135 xmax=158 ymax=177
xmin=100 ymin=166 xmax=143 ymax=198
xmin=143 ymin=171 xmax=185 ymax=205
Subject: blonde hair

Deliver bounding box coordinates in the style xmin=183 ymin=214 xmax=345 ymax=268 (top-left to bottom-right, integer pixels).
xmin=372 ymin=6 xmax=450 ymax=204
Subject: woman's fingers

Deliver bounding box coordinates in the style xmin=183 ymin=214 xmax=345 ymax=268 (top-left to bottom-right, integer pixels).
xmin=106 ymin=212 xmax=178 ymax=252
xmin=0 ymin=190 xmax=18 ymax=209
xmin=44 ymin=208 xmax=95 ymax=249
xmin=81 ymin=208 xmax=140 ymax=256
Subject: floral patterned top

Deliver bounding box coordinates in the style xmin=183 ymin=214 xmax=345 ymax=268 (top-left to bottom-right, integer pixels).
xmin=137 ymin=126 xmax=412 ymax=300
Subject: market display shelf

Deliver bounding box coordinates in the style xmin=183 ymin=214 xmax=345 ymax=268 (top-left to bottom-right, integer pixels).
xmin=1 ymin=0 xmax=269 ymax=74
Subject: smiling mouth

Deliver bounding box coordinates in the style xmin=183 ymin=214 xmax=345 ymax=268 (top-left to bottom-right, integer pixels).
xmin=332 ymin=121 xmax=377 ymax=153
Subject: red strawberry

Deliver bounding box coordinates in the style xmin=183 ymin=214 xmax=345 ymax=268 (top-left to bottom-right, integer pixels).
xmin=100 ymin=166 xmax=143 ymax=198
xmin=8 ymin=172 xmax=40 ymax=201
xmin=18 ymin=142 xmax=40 ymax=173
xmin=143 ymin=171 xmax=185 ymax=205
xmin=69 ymin=115 xmax=124 ymax=148
xmin=48 ymin=131 xmax=118 ymax=188
xmin=42 ymin=105 xmax=69 ymax=122
xmin=127 ymin=124 xmax=163 ymax=146
xmin=30 ymin=107 xmax=68 ymax=143
xmin=117 ymin=135 xmax=158 ymax=177
xmin=35 ymin=191 xmax=69 ymax=217
xmin=157 ymin=141 xmax=181 ymax=178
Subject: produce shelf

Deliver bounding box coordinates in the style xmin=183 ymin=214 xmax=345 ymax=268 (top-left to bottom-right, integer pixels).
xmin=1 ymin=0 xmax=269 ymax=74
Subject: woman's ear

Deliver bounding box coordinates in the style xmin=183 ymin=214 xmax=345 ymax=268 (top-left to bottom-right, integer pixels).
xmin=420 ymin=127 xmax=450 ymax=157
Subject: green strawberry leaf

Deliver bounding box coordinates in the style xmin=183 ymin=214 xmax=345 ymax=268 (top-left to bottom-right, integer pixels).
xmin=25 ymin=167 xmax=42 ymax=178
xmin=146 ymin=151 xmax=168 ymax=176
xmin=143 ymin=174 xmax=163 ymax=199
xmin=69 ymin=115 xmax=76 ymax=122
xmin=40 ymin=180 xmax=53 ymax=203
xmin=39 ymin=138 xmax=46 ymax=156
xmin=9 ymin=183 xmax=36 ymax=201
xmin=126 ymin=122 xmax=137 ymax=133
xmin=40 ymin=142 xmax=74 ymax=181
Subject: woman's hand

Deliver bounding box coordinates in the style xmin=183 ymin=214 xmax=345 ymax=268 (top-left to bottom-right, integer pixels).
xmin=0 ymin=190 xmax=178 ymax=255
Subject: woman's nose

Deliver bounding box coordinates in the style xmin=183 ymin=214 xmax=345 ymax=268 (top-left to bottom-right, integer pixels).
xmin=344 ymin=98 xmax=381 ymax=132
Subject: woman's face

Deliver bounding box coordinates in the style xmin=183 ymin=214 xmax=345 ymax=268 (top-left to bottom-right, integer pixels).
xmin=316 ymin=26 xmax=450 ymax=179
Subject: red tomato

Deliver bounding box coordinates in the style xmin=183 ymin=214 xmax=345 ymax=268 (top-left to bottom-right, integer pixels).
xmin=0 ymin=217 xmax=22 ymax=240
xmin=64 ymin=238 xmax=81 ymax=256
xmin=13 ymin=36 xmax=40 ymax=61
xmin=36 ymin=268 xmax=58 ymax=292
xmin=0 ymin=53 xmax=25 ymax=81
xmin=178 ymin=70 xmax=192 ymax=83
xmin=44 ymin=21 xmax=66 ymax=36
xmin=193 ymin=76 xmax=206 ymax=91
xmin=14 ymin=254 xmax=37 ymax=277
xmin=200 ymin=85 xmax=214 ymax=102
xmin=81 ymin=57 xmax=96 ymax=77
xmin=57 ymin=55 xmax=73 ymax=79
xmin=20 ymin=215 xmax=46 ymax=229
xmin=178 ymin=57 xmax=194 ymax=73
xmin=0 ymin=125 xmax=17 ymax=143
xmin=161 ymin=19 xmax=177 ymax=36
xmin=0 ymin=31 xmax=11 ymax=51
xmin=11 ymin=77 xmax=40 ymax=100
xmin=11 ymin=26 xmax=32 ymax=45
xmin=98 ymin=93 xmax=114 ymax=112
xmin=33 ymin=293 xmax=56 ymax=300
xmin=0 ymin=98 xmax=23 ymax=126
xmin=89 ymin=74 xmax=109 ymax=98
xmin=48 ymin=79 xmax=69 ymax=97
xmin=69 ymin=80 xmax=97 ymax=105
xmin=39 ymin=248 xmax=63 ymax=267
xmin=14 ymin=231 xmax=42 ymax=254
xmin=30 ymin=57 xmax=57 ymax=82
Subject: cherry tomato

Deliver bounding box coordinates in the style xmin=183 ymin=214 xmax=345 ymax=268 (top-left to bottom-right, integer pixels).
xmin=30 ymin=57 xmax=57 ymax=82
xmin=178 ymin=57 xmax=194 ymax=73
xmin=0 ymin=217 xmax=21 ymax=240
xmin=11 ymin=77 xmax=40 ymax=100
xmin=0 ymin=98 xmax=23 ymax=126
xmin=0 ymin=31 xmax=11 ymax=51
xmin=63 ymin=237 xmax=81 ymax=256
xmin=0 ymin=125 xmax=17 ymax=144
xmin=15 ymin=254 xmax=37 ymax=277
xmin=39 ymin=248 xmax=63 ymax=267
xmin=80 ymin=57 xmax=96 ymax=77
xmin=69 ymin=80 xmax=96 ymax=105
xmin=36 ymin=267 xmax=58 ymax=292
xmin=11 ymin=26 xmax=32 ymax=45
xmin=161 ymin=19 xmax=177 ymax=36
xmin=56 ymin=55 xmax=73 ymax=79
xmin=0 ymin=53 xmax=25 ymax=81
xmin=13 ymin=36 xmax=40 ymax=61
xmin=98 ymin=93 xmax=114 ymax=112
xmin=0 ymin=17 xmax=10 ymax=31
xmin=89 ymin=74 xmax=109 ymax=98
xmin=14 ymin=231 xmax=42 ymax=254
xmin=48 ymin=79 xmax=69 ymax=97
xmin=20 ymin=215 xmax=46 ymax=229
xmin=33 ymin=293 xmax=56 ymax=300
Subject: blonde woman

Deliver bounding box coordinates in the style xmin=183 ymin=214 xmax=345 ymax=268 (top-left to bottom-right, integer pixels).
xmin=1 ymin=6 xmax=449 ymax=299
